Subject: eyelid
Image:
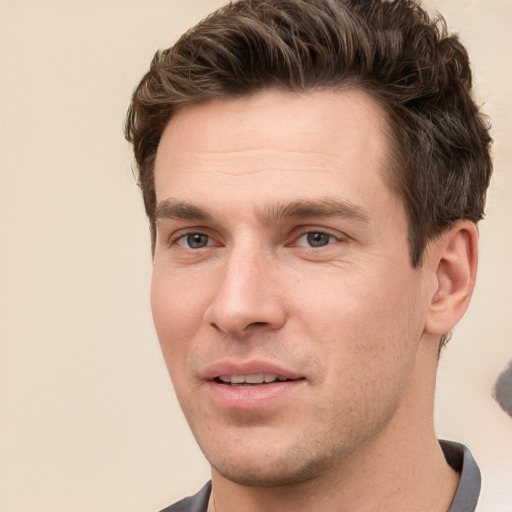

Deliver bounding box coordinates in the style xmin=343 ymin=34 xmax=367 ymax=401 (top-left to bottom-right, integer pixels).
xmin=288 ymin=227 xmax=347 ymax=248
xmin=177 ymin=233 xmax=211 ymax=249
xmin=295 ymin=232 xmax=335 ymax=248
xmin=168 ymin=227 xmax=222 ymax=249
xmin=162 ymin=224 xmax=347 ymax=250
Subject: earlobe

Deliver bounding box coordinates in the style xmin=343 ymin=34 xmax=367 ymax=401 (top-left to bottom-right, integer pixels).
xmin=424 ymin=221 xmax=479 ymax=336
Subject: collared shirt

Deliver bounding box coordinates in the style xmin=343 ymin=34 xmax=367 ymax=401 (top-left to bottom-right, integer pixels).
xmin=160 ymin=440 xmax=481 ymax=512
xmin=440 ymin=440 xmax=481 ymax=511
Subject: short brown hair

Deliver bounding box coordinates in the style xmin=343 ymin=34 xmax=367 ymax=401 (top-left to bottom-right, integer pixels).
xmin=125 ymin=0 xmax=492 ymax=267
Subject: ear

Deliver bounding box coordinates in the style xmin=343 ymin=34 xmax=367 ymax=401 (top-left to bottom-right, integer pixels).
xmin=424 ymin=220 xmax=479 ymax=336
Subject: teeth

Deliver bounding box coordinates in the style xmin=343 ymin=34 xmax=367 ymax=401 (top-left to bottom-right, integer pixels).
xmin=217 ymin=374 xmax=287 ymax=384
xmin=245 ymin=374 xmax=265 ymax=384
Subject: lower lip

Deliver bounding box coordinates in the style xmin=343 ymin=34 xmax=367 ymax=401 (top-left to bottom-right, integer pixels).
xmin=206 ymin=380 xmax=305 ymax=410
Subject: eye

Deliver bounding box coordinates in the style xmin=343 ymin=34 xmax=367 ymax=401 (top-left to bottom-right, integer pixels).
xmin=176 ymin=233 xmax=212 ymax=249
xmin=296 ymin=231 xmax=336 ymax=248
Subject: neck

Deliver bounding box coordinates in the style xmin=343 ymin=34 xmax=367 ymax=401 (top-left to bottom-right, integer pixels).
xmin=208 ymin=340 xmax=459 ymax=512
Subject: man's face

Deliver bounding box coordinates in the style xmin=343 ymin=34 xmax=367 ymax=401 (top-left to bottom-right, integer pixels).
xmin=151 ymin=89 xmax=433 ymax=486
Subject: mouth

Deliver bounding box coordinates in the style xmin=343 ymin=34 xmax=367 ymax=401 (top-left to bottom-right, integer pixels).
xmin=203 ymin=361 xmax=307 ymax=408
xmin=214 ymin=374 xmax=302 ymax=387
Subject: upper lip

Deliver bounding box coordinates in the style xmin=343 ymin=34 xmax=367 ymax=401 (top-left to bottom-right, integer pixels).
xmin=201 ymin=359 xmax=304 ymax=381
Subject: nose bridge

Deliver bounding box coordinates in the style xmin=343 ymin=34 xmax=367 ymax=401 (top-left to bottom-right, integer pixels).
xmin=205 ymin=236 xmax=285 ymax=336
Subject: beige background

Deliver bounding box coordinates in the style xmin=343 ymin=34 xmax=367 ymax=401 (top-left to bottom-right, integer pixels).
xmin=0 ymin=0 xmax=511 ymax=511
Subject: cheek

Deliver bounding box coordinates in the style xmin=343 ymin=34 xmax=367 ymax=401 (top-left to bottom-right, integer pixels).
xmin=151 ymin=264 xmax=212 ymax=329
xmin=296 ymin=268 xmax=424 ymax=374
xmin=150 ymin=269 xmax=209 ymax=372
xmin=150 ymin=273 xmax=206 ymax=416
xmin=303 ymin=275 xmax=423 ymax=430
xmin=295 ymin=270 xmax=390 ymax=331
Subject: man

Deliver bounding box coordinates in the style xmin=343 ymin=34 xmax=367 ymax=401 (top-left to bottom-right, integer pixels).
xmin=125 ymin=0 xmax=492 ymax=510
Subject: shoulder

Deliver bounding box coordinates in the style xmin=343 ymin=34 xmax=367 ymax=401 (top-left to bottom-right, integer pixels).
xmin=159 ymin=481 xmax=212 ymax=512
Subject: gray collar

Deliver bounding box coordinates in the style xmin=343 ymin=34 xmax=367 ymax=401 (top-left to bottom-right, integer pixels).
xmin=440 ymin=440 xmax=481 ymax=512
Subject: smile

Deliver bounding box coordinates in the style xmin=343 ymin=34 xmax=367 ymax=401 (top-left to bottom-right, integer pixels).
xmin=205 ymin=365 xmax=306 ymax=409
xmin=215 ymin=374 xmax=295 ymax=385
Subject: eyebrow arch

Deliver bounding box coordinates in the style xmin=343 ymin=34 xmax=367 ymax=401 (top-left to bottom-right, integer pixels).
xmin=263 ymin=198 xmax=371 ymax=224
xmin=155 ymin=199 xmax=212 ymax=223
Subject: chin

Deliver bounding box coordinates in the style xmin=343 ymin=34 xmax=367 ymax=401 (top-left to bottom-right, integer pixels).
xmin=212 ymin=462 xmax=324 ymax=488
xmin=207 ymin=443 xmax=338 ymax=488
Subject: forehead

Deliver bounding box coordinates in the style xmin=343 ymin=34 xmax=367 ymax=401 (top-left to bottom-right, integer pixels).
xmin=153 ymin=89 xmax=399 ymax=221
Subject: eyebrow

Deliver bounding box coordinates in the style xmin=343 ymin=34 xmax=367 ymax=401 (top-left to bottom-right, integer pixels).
xmin=155 ymin=197 xmax=371 ymax=225
xmin=263 ymin=198 xmax=371 ymax=224
xmin=155 ymin=199 xmax=212 ymax=223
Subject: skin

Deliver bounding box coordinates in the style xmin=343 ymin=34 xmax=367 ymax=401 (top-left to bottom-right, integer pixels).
xmin=151 ymin=89 xmax=478 ymax=511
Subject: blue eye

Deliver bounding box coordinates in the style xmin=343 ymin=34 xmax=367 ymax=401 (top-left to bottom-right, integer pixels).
xmin=297 ymin=231 xmax=335 ymax=248
xmin=179 ymin=233 xmax=211 ymax=249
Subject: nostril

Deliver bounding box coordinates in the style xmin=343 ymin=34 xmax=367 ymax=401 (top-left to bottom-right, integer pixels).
xmin=248 ymin=321 xmax=268 ymax=328
xmin=209 ymin=320 xmax=268 ymax=333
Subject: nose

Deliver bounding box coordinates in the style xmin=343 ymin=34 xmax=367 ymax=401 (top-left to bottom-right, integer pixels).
xmin=203 ymin=243 xmax=287 ymax=338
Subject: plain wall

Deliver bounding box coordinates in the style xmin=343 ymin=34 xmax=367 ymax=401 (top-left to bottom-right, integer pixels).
xmin=0 ymin=1 xmax=511 ymax=511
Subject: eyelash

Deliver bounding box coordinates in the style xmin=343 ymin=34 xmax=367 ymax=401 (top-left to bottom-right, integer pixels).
xmin=172 ymin=232 xmax=216 ymax=249
xmin=294 ymin=231 xmax=338 ymax=248
xmin=170 ymin=229 xmax=342 ymax=250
